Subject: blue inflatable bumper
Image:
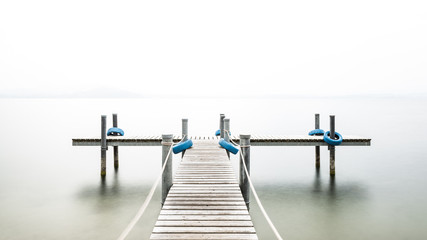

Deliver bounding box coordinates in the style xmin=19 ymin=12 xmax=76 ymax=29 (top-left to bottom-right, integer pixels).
xmin=215 ymin=129 xmax=220 ymax=136
xmin=219 ymin=138 xmax=239 ymax=155
xmin=308 ymin=129 xmax=325 ymax=136
xmin=173 ymin=139 xmax=193 ymax=154
xmin=107 ymin=127 xmax=124 ymax=136
xmin=323 ymin=131 xmax=343 ymax=146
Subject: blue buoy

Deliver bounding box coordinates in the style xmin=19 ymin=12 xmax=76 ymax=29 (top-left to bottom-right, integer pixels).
xmin=323 ymin=131 xmax=343 ymax=146
xmin=215 ymin=129 xmax=220 ymax=136
xmin=107 ymin=127 xmax=124 ymax=136
xmin=173 ymin=139 xmax=193 ymax=154
xmin=308 ymin=129 xmax=325 ymax=136
xmin=219 ymin=138 xmax=239 ymax=155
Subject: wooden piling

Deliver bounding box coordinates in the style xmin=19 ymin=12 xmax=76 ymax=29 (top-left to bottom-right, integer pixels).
xmin=239 ymin=134 xmax=251 ymax=209
xmin=182 ymin=119 xmax=188 ymax=141
xmin=101 ymin=115 xmax=107 ymax=176
xmin=315 ymin=113 xmax=320 ymax=168
xmin=113 ymin=113 xmax=119 ymax=169
xmin=329 ymin=115 xmax=335 ymax=176
xmin=162 ymin=134 xmax=173 ymax=205
xmin=224 ymin=118 xmax=230 ymax=158
xmin=181 ymin=119 xmax=188 ymax=158
xmin=220 ymin=114 xmax=225 ymax=138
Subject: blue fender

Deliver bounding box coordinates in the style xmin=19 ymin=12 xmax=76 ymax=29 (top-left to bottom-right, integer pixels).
xmin=219 ymin=138 xmax=239 ymax=155
xmin=107 ymin=127 xmax=124 ymax=136
xmin=215 ymin=129 xmax=220 ymax=136
xmin=323 ymin=131 xmax=343 ymax=146
xmin=308 ymin=129 xmax=325 ymax=136
xmin=173 ymin=139 xmax=193 ymax=154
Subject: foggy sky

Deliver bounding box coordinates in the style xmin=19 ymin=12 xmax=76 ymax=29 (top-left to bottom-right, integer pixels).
xmin=1 ymin=0 xmax=426 ymax=97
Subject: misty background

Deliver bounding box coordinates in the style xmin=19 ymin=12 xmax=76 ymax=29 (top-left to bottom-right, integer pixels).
xmin=1 ymin=0 xmax=426 ymax=98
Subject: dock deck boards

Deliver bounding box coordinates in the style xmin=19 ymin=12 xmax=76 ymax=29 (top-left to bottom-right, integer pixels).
xmin=150 ymin=140 xmax=258 ymax=240
xmin=72 ymin=135 xmax=371 ymax=146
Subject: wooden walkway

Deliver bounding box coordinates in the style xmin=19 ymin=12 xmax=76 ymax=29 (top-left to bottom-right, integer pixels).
xmin=73 ymin=135 xmax=370 ymax=146
xmin=150 ymin=140 xmax=258 ymax=240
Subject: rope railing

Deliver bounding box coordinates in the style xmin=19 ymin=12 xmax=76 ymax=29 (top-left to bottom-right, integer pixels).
xmin=238 ymin=147 xmax=284 ymax=240
xmin=224 ymin=130 xmax=284 ymax=240
xmin=117 ymin=136 xmax=185 ymax=240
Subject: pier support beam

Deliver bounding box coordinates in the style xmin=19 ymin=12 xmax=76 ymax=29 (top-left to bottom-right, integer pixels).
xmin=161 ymin=134 xmax=173 ymax=205
xmin=113 ymin=113 xmax=119 ymax=170
xmin=329 ymin=115 xmax=336 ymax=176
xmin=101 ymin=115 xmax=107 ymax=176
xmin=315 ymin=113 xmax=320 ymax=168
xmin=219 ymin=114 xmax=225 ymax=138
xmin=239 ymin=134 xmax=251 ymax=209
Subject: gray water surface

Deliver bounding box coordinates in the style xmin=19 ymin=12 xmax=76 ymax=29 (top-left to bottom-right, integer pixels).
xmin=1 ymin=97 xmax=426 ymax=239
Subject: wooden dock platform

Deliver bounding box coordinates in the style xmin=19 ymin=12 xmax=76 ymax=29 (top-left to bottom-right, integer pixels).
xmin=72 ymin=135 xmax=370 ymax=147
xmin=150 ymin=140 xmax=258 ymax=240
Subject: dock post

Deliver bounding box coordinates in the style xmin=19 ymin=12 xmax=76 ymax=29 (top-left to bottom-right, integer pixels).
xmin=224 ymin=118 xmax=230 ymax=142
xmin=113 ymin=113 xmax=119 ymax=170
xmin=315 ymin=113 xmax=320 ymax=168
xmin=220 ymin=114 xmax=225 ymax=138
xmin=224 ymin=118 xmax=230 ymax=158
xmin=182 ymin=118 xmax=188 ymax=141
xmin=161 ymin=134 xmax=173 ymax=205
xmin=182 ymin=119 xmax=188 ymax=157
xmin=239 ymin=134 xmax=251 ymax=209
xmin=101 ymin=115 xmax=107 ymax=176
xmin=329 ymin=115 xmax=336 ymax=176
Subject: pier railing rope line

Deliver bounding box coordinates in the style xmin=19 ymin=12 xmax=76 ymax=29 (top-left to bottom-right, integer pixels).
xmin=117 ymin=136 xmax=185 ymax=240
xmin=225 ymin=130 xmax=284 ymax=240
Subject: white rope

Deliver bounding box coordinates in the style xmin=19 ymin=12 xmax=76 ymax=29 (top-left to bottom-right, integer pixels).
xmin=238 ymin=145 xmax=284 ymax=240
xmin=117 ymin=136 xmax=185 ymax=240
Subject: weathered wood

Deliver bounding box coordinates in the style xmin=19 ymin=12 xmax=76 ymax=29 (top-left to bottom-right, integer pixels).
xmin=72 ymin=135 xmax=370 ymax=146
xmin=239 ymin=135 xmax=251 ymax=209
xmin=330 ymin=115 xmax=336 ymax=175
xmin=113 ymin=113 xmax=119 ymax=169
xmin=100 ymin=115 xmax=107 ymax=176
xmin=150 ymin=140 xmax=258 ymax=239
xmin=150 ymin=233 xmax=258 ymax=240
xmin=315 ymin=113 xmax=320 ymax=168
xmin=162 ymin=134 xmax=173 ymax=205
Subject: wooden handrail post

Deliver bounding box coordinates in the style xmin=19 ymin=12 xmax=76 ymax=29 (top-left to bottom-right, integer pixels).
xmin=239 ymin=134 xmax=251 ymax=209
xmin=161 ymin=134 xmax=173 ymax=205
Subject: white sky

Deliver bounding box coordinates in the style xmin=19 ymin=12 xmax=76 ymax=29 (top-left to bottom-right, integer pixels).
xmin=0 ymin=0 xmax=426 ymax=97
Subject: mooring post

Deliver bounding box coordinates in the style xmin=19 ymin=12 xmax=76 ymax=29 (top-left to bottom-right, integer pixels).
xmin=112 ymin=113 xmax=119 ymax=170
xmin=224 ymin=118 xmax=230 ymax=158
xmin=182 ymin=118 xmax=188 ymax=141
xmin=220 ymin=114 xmax=225 ymax=138
xmin=181 ymin=119 xmax=188 ymax=158
xmin=101 ymin=115 xmax=107 ymax=176
xmin=315 ymin=113 xmax=320 ymax=168
xmin=224 ymin=118 xmax=230 ymax=142
xmin=161 ymin=134 xmax=173 ymax=205
xmin=330 ymin=115 xmax=336 ymax=176
xmin=239 ymin=134 xmax=251 ymax=209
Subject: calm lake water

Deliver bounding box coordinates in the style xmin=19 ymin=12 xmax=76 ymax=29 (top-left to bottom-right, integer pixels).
xmin=1 ymin=97 xmax=427 ymax=239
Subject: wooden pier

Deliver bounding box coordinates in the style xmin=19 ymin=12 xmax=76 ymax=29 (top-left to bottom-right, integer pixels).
xmin=72 ymin=114 xmax=371 ymax=239
xmin=72 ymin=134 xmax=370 ymax=147
xmin=150 ymin=139 xmax=257 ymax=240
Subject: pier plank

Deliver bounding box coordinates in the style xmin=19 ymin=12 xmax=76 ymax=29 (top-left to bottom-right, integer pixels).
xmin=150 ymin=140 xmax=258 ymax=239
